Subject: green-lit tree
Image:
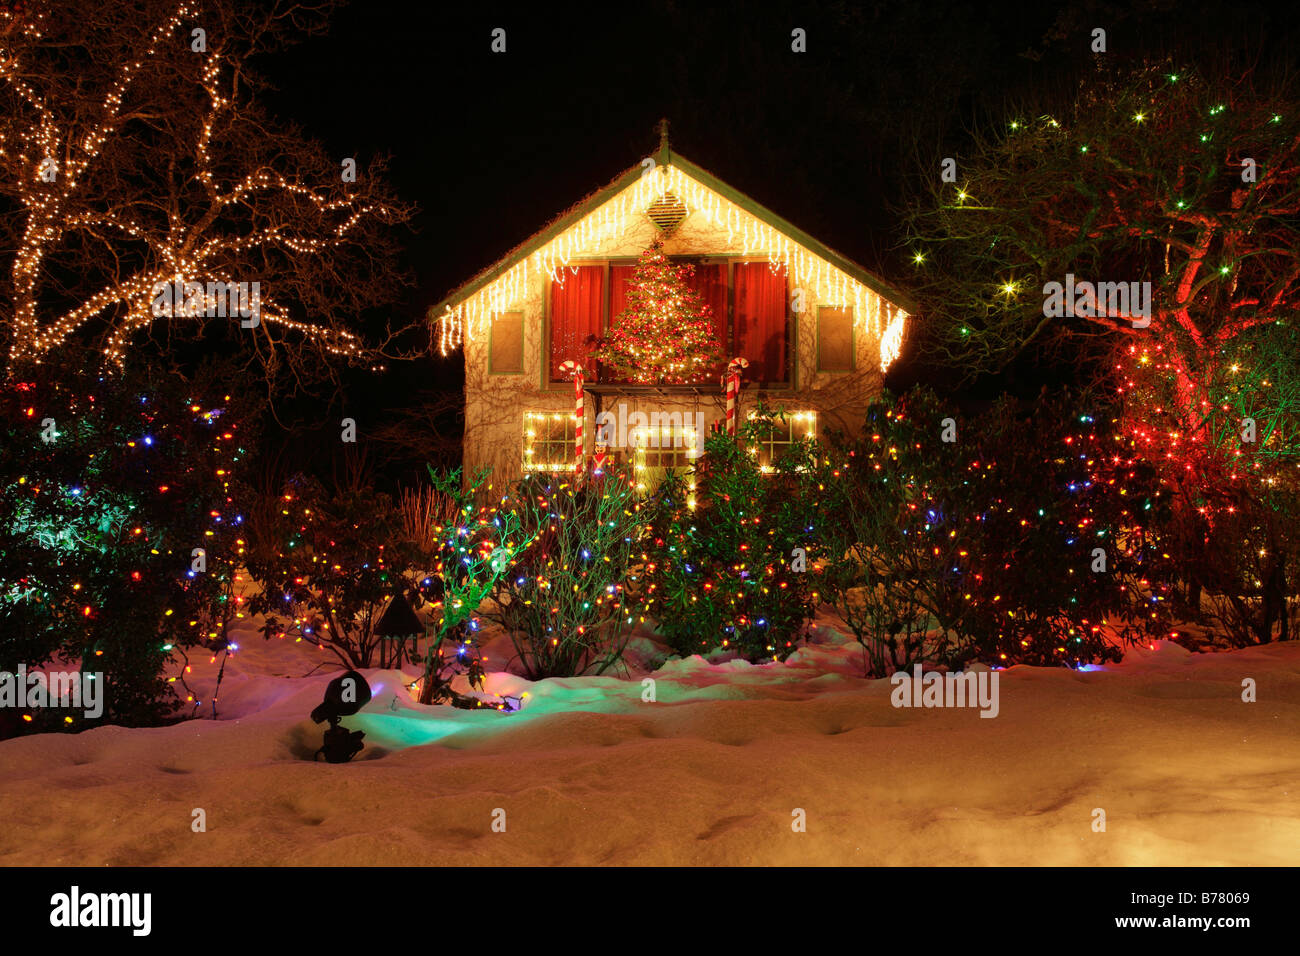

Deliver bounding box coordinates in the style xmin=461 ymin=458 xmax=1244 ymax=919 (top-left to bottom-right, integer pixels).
xmin=0 ymin=349 xmax=259 ymax=728
xmin=485 ymin=466 xmax=645 ymax=678
xmin=647 ymin=405 xmax=823 ymax=662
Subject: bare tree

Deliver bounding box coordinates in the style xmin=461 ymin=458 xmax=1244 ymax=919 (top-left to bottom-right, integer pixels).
xmin=0 ymin=0 xmax=415 ymax=388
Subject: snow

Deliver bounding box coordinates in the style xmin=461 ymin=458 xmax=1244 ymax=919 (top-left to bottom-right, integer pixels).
xmin=1 ymin=614 xmax=1298 ymax=865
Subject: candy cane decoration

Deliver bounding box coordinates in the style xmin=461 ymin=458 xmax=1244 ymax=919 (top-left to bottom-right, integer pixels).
xmin=723 ymin=357 xmax=749 ymax=435
xmin=558 ymin=360 xmax=584 ymax=471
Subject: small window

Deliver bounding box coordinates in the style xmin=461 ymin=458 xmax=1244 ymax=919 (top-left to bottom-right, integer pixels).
xmin=817 ymin=306 xmax=854 ymax=372
xmin=489 ymin=311 xmax=524 ymax=374
xmin=523 ymin=411 xmax=578 ymax=472
xmin=745 ymin=411 xmax=817 ymax=473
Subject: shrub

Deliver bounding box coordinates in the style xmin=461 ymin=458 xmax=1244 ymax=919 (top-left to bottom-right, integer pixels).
xmin=820 ymin=388 xmax=1169 ymax=672
xmin=245 ymin=474 xmax=418 ymax=669
xmin=484 ymin=466 xmax=645 ymax=678
xmin=647 ymin=405 xmax=824 ymax=662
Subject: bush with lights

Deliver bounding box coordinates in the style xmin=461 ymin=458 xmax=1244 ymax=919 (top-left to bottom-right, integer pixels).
xmin=411 ymin=467 xmax=535 ymax=707
xmin=1115 ymin=319 xmax=1300 ymax=645
xmin=646 ymin=404 xmax=824 ymax=662
xmin=245 ymin=473 xmax=418 ymax=670
xmin=0 ymin=351 xmax=259 ymax=728
xmin=820 ymin=388 xmax=1172 ymax=672
xmin=484 ymin=465 xmax=645 ymax=678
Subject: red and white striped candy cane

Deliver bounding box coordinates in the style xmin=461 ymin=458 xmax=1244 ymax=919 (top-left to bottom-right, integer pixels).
xmin=723 ymin=357 xmax=749 ymax=435
xmin=558 ymin=360 xmax=584 ymax=471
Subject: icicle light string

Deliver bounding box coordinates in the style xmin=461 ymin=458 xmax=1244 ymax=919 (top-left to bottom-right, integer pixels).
xmin=438 ymin=163 xmax=908 ymax=368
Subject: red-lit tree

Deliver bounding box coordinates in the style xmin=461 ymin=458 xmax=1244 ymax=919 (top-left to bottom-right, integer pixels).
xmin=905 ymin=63 xmax=1300 ymax=641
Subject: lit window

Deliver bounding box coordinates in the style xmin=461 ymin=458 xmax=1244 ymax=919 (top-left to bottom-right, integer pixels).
xmin=746 ymin=410 xmax=816 ymax=472
xmin=522 ymin=411 xmax=578 ymax=472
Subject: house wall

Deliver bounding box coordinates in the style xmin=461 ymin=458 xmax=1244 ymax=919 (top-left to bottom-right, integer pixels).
xmin=462 ymin=207 xmax=889 ymax=485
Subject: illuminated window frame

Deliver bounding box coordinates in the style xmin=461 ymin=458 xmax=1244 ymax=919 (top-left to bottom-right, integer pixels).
xmin=745 ymin=410 xmax=817 ymax=473
xmin=523 ymin=410 xmax=578 ymax=472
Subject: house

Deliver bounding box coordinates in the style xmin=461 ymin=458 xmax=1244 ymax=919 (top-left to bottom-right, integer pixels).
xmin=430 ymin=129 xmax=917 ymax=488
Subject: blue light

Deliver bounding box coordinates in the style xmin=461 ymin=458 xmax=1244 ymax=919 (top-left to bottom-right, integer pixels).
xmin=142 ymin=436 xmax=153 ymax=446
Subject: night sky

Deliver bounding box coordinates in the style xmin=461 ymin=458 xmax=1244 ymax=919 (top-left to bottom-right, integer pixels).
xmin=251 ymin=0 xmax=1300 ymax=460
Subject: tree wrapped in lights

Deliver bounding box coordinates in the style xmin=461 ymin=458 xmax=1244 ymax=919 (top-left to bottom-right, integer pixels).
xmin=1118 ymin=321 xmax=1300 ymax=642
xmin=0 ymin=348 xmax=259 ymax=728
xmin=484 ymin=466 xmax=645 ymax=679
xmin=905 ymin=62 xmax=1300 ymax=643
xmin=646 ymin=404 xmax=823 ymax=662
xmin=592 ymin=238 xmax=723 ymax=384
xmin=0 ymin=0 xmax=414 ymax=382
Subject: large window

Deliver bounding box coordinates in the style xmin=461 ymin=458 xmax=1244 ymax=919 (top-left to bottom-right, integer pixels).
xmin=548 ymin=258 xmax=790 ymax=385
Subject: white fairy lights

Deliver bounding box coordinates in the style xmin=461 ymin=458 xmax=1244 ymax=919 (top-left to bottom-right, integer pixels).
xmin=437 ymin=163 xmax=908 ymax=370
xmin=3 ymin=3 xmax=383 ymax=370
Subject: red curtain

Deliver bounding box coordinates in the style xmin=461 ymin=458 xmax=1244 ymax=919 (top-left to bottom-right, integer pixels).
xmin=609 ymin=264 xmax=635 ymax=328
xmin=689 ymin=263 xmax=728 ymax=379
xmin=549 ymin=265 xmax=603 ymax=381
xmin=734 ymin=262 xmax=788 ymax=382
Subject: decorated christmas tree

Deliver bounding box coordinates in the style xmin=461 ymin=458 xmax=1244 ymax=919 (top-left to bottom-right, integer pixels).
xmin=593 ymin=238 xmax=723 ymax=384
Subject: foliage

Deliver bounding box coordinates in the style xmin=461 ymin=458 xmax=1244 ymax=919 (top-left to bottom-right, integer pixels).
xmin=820 ymin=388 xmax=1172 ymax=672
xmin=646 ymin=405 xmax=823 ymax=662
xmin=1116 ymin=320 xmax=1300 ymax=644
xmin=484 ymin=466 xmax=645 ymax=679
xmin=0 ymin=350 xmax=259 ymax=726
xmin=245 ymin=473 xmax=417 ymax=669
xmin=905 ymin=62 xmax=1300 ymax=399
xmin=412 ymin=467 xmax=535 ymax=706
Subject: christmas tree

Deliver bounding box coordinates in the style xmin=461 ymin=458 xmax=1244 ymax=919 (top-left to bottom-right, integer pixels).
xmin=594 ymin=238 xmax=723 ymax=384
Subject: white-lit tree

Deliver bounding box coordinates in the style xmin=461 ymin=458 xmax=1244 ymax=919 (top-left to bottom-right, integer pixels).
xmin=0 ymin=0 xmax=414 ymax=384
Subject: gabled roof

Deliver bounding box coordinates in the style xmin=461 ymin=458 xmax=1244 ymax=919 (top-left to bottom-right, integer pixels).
xmin=428 ymin=143 xmax=919 ymax=325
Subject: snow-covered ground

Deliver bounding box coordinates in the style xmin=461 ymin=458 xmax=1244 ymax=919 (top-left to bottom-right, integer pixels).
xmin=2 ymin=615 xmax=1297 ymax=866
